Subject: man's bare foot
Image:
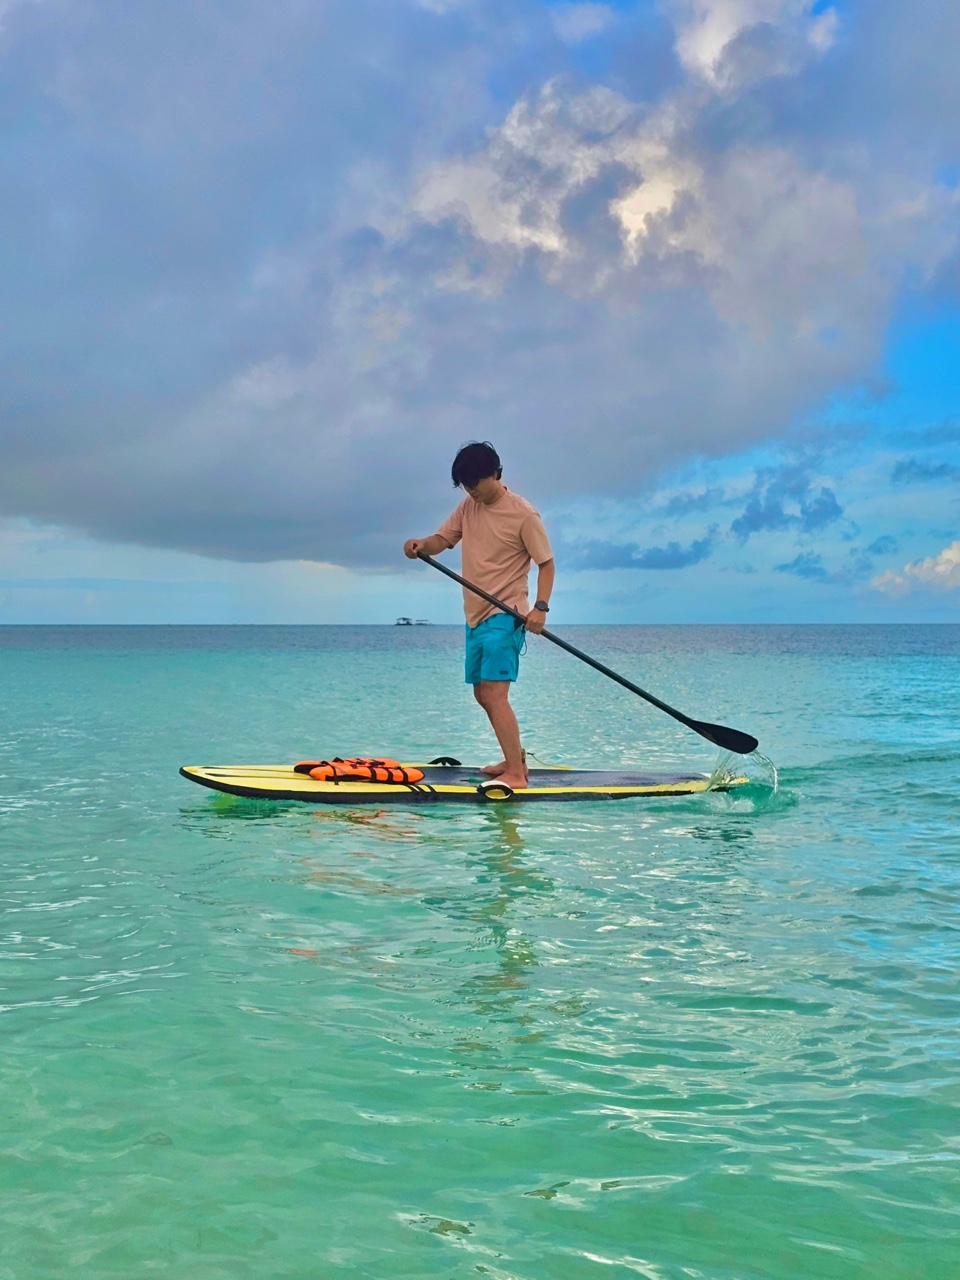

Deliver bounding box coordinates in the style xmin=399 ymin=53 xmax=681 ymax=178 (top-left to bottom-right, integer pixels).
xmin=481 ymin=751 xmax=526 ymax=777
xmin=495 ymin=771 xmax=528 ymax=789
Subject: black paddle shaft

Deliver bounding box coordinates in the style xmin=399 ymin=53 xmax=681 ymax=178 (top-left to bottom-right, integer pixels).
xmin=418 ymin=553 xmax=759 ymax=755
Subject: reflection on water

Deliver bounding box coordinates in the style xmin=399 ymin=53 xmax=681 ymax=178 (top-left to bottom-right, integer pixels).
xmin=455 ymin=809 xmax=553 ymax=1021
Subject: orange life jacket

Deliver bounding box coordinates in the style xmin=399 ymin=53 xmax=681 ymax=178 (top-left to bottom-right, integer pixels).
xmin=294 ymin=757 xmax=425 ymax=784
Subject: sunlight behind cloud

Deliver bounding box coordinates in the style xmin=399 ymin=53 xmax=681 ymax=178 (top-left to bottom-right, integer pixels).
xmin=670 ymin=0 xmax=837 ymax=89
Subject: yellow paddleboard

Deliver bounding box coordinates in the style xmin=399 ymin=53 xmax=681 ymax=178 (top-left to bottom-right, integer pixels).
xmin=180 ymin=759 xmax=747 ymax=804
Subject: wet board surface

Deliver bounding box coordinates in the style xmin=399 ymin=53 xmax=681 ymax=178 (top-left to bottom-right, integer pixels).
xmin=179 ymin=763 xmax=747 ymax=803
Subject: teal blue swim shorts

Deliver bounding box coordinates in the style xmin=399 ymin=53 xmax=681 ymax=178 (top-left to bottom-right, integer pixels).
xmin=464 ymin=612 xmax=525 ymax=684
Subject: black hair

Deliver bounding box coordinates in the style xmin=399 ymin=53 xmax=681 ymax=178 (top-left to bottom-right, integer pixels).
xmin=451 ymin=441 xmax=502 ymax=489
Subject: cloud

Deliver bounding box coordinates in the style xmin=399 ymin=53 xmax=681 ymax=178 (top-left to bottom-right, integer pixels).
xmin=872 ymin=540 xmax=960 ymax=595
xmin=775 ymin=550 xmax=828 ymax=580
xmin=669 ymin=0 xmax=838 ymax=91
xmin=891 ymin=457 xmax=960 ymax=484
xmin=0 ymin=0 xmax=956 ymax=569
xmin=658 ymin=486 xmax=726 ymax=516
xmin=575 ymin=530 xmax=715 ymax=569
xmin=730 ymin=460 xmax=843 ymax=540
xmin=552 ymin=4 xmax=615 ymax=44
xmin=866 ymin=534 xmax=898 ymax=555
xmin=799 ymin=487 xmax=844 ymax=530
xmin=781 ymin=538 xmax=905 ymax=585
xmin=922 ymin=421 xmax=960 ymax=444
xmin=0 ymin=577 xmax=213 ymax=592
xmin=632 ymin=533 xmax=715 ymax=569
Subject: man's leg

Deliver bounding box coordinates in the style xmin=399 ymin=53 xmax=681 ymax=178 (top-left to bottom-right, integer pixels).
xmin=474 ymin=681 xmax=527 ymax=789
xmin=473 ymin=614 xmax=526 ymax=778
xmin=474 ymin=683 xmax=520 ymax=776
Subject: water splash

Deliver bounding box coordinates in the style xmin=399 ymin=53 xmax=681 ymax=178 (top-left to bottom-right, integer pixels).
xmin=751 ymin=750 xmax=779 ymax=793
xmin=707 ymin=749 xmax=778 ymax=791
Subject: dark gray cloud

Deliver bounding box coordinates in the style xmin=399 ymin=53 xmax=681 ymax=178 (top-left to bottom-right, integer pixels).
xmin=574 ymin=530 xmax=714 ymax=570
xmin=0 ymin=0 xmax=956 ymax=567
xmin=891 ymin=458 xmax=960 ymax=484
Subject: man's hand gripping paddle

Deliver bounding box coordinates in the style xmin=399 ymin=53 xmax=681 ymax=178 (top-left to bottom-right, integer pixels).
xmin=418 ymin=553 xmax=759 ymax=755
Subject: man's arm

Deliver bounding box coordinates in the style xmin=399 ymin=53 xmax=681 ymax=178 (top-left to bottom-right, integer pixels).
xmin=403 ymin=534 xmax=452 ymax=559
xmin=525 ymin=558 xmax=555 ymax=634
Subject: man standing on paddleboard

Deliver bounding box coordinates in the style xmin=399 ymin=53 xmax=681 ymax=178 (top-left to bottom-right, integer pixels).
xmin=403 ymin=441 xmax=555 ymax=791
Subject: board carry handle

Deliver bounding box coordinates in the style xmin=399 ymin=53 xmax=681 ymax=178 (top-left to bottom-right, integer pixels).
xmin=417 ymin=553 xmax=759 ymax=756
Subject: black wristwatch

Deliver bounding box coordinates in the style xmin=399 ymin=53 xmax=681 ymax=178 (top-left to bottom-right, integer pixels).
xmin=534 ymin=600 xmax=550 ymax=612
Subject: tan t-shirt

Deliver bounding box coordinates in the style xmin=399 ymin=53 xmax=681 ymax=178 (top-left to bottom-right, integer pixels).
xmin=435 ymin=488 xmax=553 ymax=628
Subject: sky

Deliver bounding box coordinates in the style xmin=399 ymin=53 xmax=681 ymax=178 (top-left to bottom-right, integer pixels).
xmin=0 ymin=0 xmax=958 ymax=624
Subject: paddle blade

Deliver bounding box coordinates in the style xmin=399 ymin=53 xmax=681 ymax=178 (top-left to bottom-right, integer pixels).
xmin=692 ymin=721 xmax=758 ymax=755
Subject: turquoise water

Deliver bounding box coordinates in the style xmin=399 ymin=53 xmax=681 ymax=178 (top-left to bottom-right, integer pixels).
xmin=2 ymin=624 xmax=959 ymax=1279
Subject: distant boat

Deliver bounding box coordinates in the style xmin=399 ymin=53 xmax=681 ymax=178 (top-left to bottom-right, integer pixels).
xmin=395 ymin=617 xmax=431 ymax=626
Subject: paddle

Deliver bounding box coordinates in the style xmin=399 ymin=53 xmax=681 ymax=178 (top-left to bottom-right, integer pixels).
xmin=417 ymin=553 xmax=759 ymax=755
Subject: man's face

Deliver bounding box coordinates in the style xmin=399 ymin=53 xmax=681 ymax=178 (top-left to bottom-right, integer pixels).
xmin=463 ymin=475 xmax=501 ymax=505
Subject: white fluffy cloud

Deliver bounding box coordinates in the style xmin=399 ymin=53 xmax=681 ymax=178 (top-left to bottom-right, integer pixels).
xmin=872 ymin=541 xmax=960 ymax=596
